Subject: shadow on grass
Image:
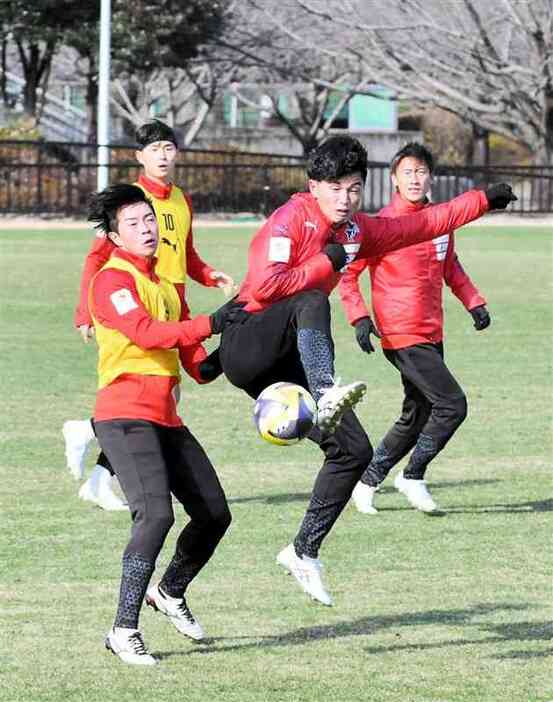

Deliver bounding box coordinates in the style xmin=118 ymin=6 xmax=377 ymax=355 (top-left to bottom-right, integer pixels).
xmin=448 ymin=498 xmax=553 ymax=513
xmin=363 ymin=619 xmax=553 ymax=656
xmin=418 ymin=478 xmax=501 ymax=491
xmin=228 ymin=492 xmax=312 ymax=506
xmin=156 ymin=601 xmax=542 ymax=660
xmin=228 ymin=485 xmax=552 ymax=514
xmin=228 ymin=479 xmax=502 ymax=504
xmin=494 ymin=647 xmax=553 ymax=660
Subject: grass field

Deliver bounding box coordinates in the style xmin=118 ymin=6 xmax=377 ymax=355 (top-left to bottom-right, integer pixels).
xmin=1 ymin=224 xmax=552 ymax=702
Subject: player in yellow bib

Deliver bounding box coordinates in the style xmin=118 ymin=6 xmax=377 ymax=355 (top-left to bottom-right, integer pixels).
xmin=63 ymin=120 xmax=235 ymax=510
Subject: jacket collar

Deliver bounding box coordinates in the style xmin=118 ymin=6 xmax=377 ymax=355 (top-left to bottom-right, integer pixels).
xmin=389 ymin=192 xmax=428 ymax=214
xmin=112 ymin=248 xmax=159 ymax=280
xmin=138 ymin=173 xmax=172 ymax=200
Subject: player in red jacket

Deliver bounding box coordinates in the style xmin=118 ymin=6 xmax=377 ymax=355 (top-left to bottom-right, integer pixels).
xmin=63 ymin=120 xmax=234 ymax=510
xmin=341 ymin=142 xmax=491 ymax=515
xmin=219 ymin=135 xmax=515 ymax=606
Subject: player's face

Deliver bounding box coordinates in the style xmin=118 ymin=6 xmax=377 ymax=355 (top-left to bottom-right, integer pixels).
xmin=110 ymin=202 xmax=159 ymax=257
xmin=308 ymin=173 xmax=364 ymax=225
xmin=392 ymin=157 xmax=431 ymax=203
xmin=135 ymin=141 xmax=178 ymax=182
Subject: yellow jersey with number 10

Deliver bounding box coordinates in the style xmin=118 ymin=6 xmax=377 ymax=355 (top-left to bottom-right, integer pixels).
xmin=135 ymin=182 xmax=191 ymax=284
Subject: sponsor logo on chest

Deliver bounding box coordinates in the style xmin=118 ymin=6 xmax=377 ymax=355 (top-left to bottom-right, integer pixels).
xmin=432 ymin=234 xmax=449 ymax=261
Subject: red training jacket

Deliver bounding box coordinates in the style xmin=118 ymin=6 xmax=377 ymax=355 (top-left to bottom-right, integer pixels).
xmin=237 ymin=190 xmax=489 ymax=312
xmin=338 ymin=193 xmax=486 ymax=349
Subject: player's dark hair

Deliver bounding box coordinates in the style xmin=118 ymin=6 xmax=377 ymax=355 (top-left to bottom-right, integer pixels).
xmin=87 ymin=184 xmax=154 ymax=235
xmin=390 ymin=142 xmax=434 ymax=174
xmin=135 ymin=119 xmax=178 ymax=149
xmin=307 ymin=135 xmax=368 ymax=182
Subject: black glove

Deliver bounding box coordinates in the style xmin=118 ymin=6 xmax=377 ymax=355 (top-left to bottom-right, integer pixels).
xmin=198 ymin=347 xmax=223 ymax=382
xmin=470 ymin=305 xmax=491 ymax=331
xmin=354 ymin=317 xmax=381 ymax=353
xmin=485 ymin=183 xmax=517 ymax=210
xmin=210 ymin=300 xmax=250 ymax=335
xmin=323 ymin=243 xmax=347 ymax=271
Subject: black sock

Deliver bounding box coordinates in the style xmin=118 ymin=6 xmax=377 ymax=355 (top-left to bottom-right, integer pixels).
xmin=114 ymin=553 xmax=155 ymax=629
xmin=361 ymin=441 xmax=395 ymax=486
xmin=404 ymin=433 xmax=436 ymax=480
xmin=297 ymin=328 xmax=334 ymax=401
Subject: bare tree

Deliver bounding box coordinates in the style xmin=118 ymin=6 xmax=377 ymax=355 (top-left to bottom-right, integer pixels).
xmin=207 ymin=2 xmax=375 ymax=154
xmin=249 ymin=0 xmax=553 ymax=164
xmin=110 ymin=63 xmax=220 ymax=146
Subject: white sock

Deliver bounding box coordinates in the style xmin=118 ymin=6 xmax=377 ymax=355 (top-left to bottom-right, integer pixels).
xmin=81 ymin=420 xmax=95 ymax=442
xmin=88 ymin=464 xmax=110 ymax=494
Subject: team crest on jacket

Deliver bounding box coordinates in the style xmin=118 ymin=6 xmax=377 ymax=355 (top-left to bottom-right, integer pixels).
xmin=344 ymin=221 xmax=360 ymax=241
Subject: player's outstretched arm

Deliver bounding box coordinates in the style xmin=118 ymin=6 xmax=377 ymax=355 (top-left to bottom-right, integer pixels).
xmin=356 ymin=185 xmax=516 ymax=259
xmin=91 ymin=269 xmax=212 ymax=350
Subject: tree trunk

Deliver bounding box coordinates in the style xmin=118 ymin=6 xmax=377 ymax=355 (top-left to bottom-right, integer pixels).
xmin=21 ymin=45 xmax=40 ymax=117
xmin=301 ymin=135 xmax=319 ymax=157
xmin=544 ymin=90 xmax=553 ymax=166
xmin=471 ymin=124 xmax=489 ymax=167
xmin=1 ymin=38 xmax=7 ymax=106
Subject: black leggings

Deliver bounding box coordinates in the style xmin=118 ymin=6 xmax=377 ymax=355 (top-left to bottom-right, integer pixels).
xmin=95 ymin=420 xmax=231 ymax=582
xmin=363 ymin=342 xmax=466 ymax=485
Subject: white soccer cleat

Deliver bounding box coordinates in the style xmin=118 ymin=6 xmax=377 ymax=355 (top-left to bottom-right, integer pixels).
xmin=105 ymin=627 xmax=157 ymax=666
xmin=79 ymin=468 xmax=128 ymax=512
xmin=145 ymin=583 xmax=205 ymax=641
xmin=316 ymin=380 xmax=367 ymax=433
xmin=276 ymin=543 xmax=333 ymax=606
xmin=62 ymin=420 xmax=95 ymax=480
xmin=394 ymin=473 xmax=438 ymax=513
xmin=351 ymin=481 xmax=378 ymax=514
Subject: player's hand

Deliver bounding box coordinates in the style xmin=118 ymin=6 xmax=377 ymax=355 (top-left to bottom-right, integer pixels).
xmin=323 ymin=243 xmax=347 ymax=271
xmin=210 ymin=300 xmax=250 ymax=334
xmin=354 ymin=317 xmax=381 ymax=353
xmin=484 ymin=183 xmax=517 ymax=210
xmin=78 ymin=324 xmax=95 ymax=343
xmin=198 ymin=348 xmax=224 ymax=382
xmin=470 ymin=305 xmax=491 ymax=331
xmin=210 ymin=270 xmax=237 ymax=297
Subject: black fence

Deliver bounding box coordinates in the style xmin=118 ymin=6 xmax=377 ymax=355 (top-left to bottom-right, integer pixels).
xmin=1 ymin=140 xmax=552 ymax=215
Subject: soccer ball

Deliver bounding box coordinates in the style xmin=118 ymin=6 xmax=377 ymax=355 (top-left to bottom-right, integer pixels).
xmin=253 ymin=382 xmax=318 ymax=446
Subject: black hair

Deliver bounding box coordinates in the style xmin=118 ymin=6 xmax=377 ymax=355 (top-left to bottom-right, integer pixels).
xmin=135 ymin=119 xmax=178 ymax=149
xmin=390 ymin=142 xmax=434 ymax=174
xmin=307 ymin=135 xmax=368 ymax=182
xmin=87 ymin=184 xmax=154 ymax=235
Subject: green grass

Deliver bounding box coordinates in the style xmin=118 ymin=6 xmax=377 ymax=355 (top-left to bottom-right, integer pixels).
xmin=1 ymin=224 xmax=552 ymax=702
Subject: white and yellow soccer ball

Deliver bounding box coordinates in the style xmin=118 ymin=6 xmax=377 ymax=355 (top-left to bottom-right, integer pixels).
xmin=253 ymin=382 xmax=318 ymax=446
